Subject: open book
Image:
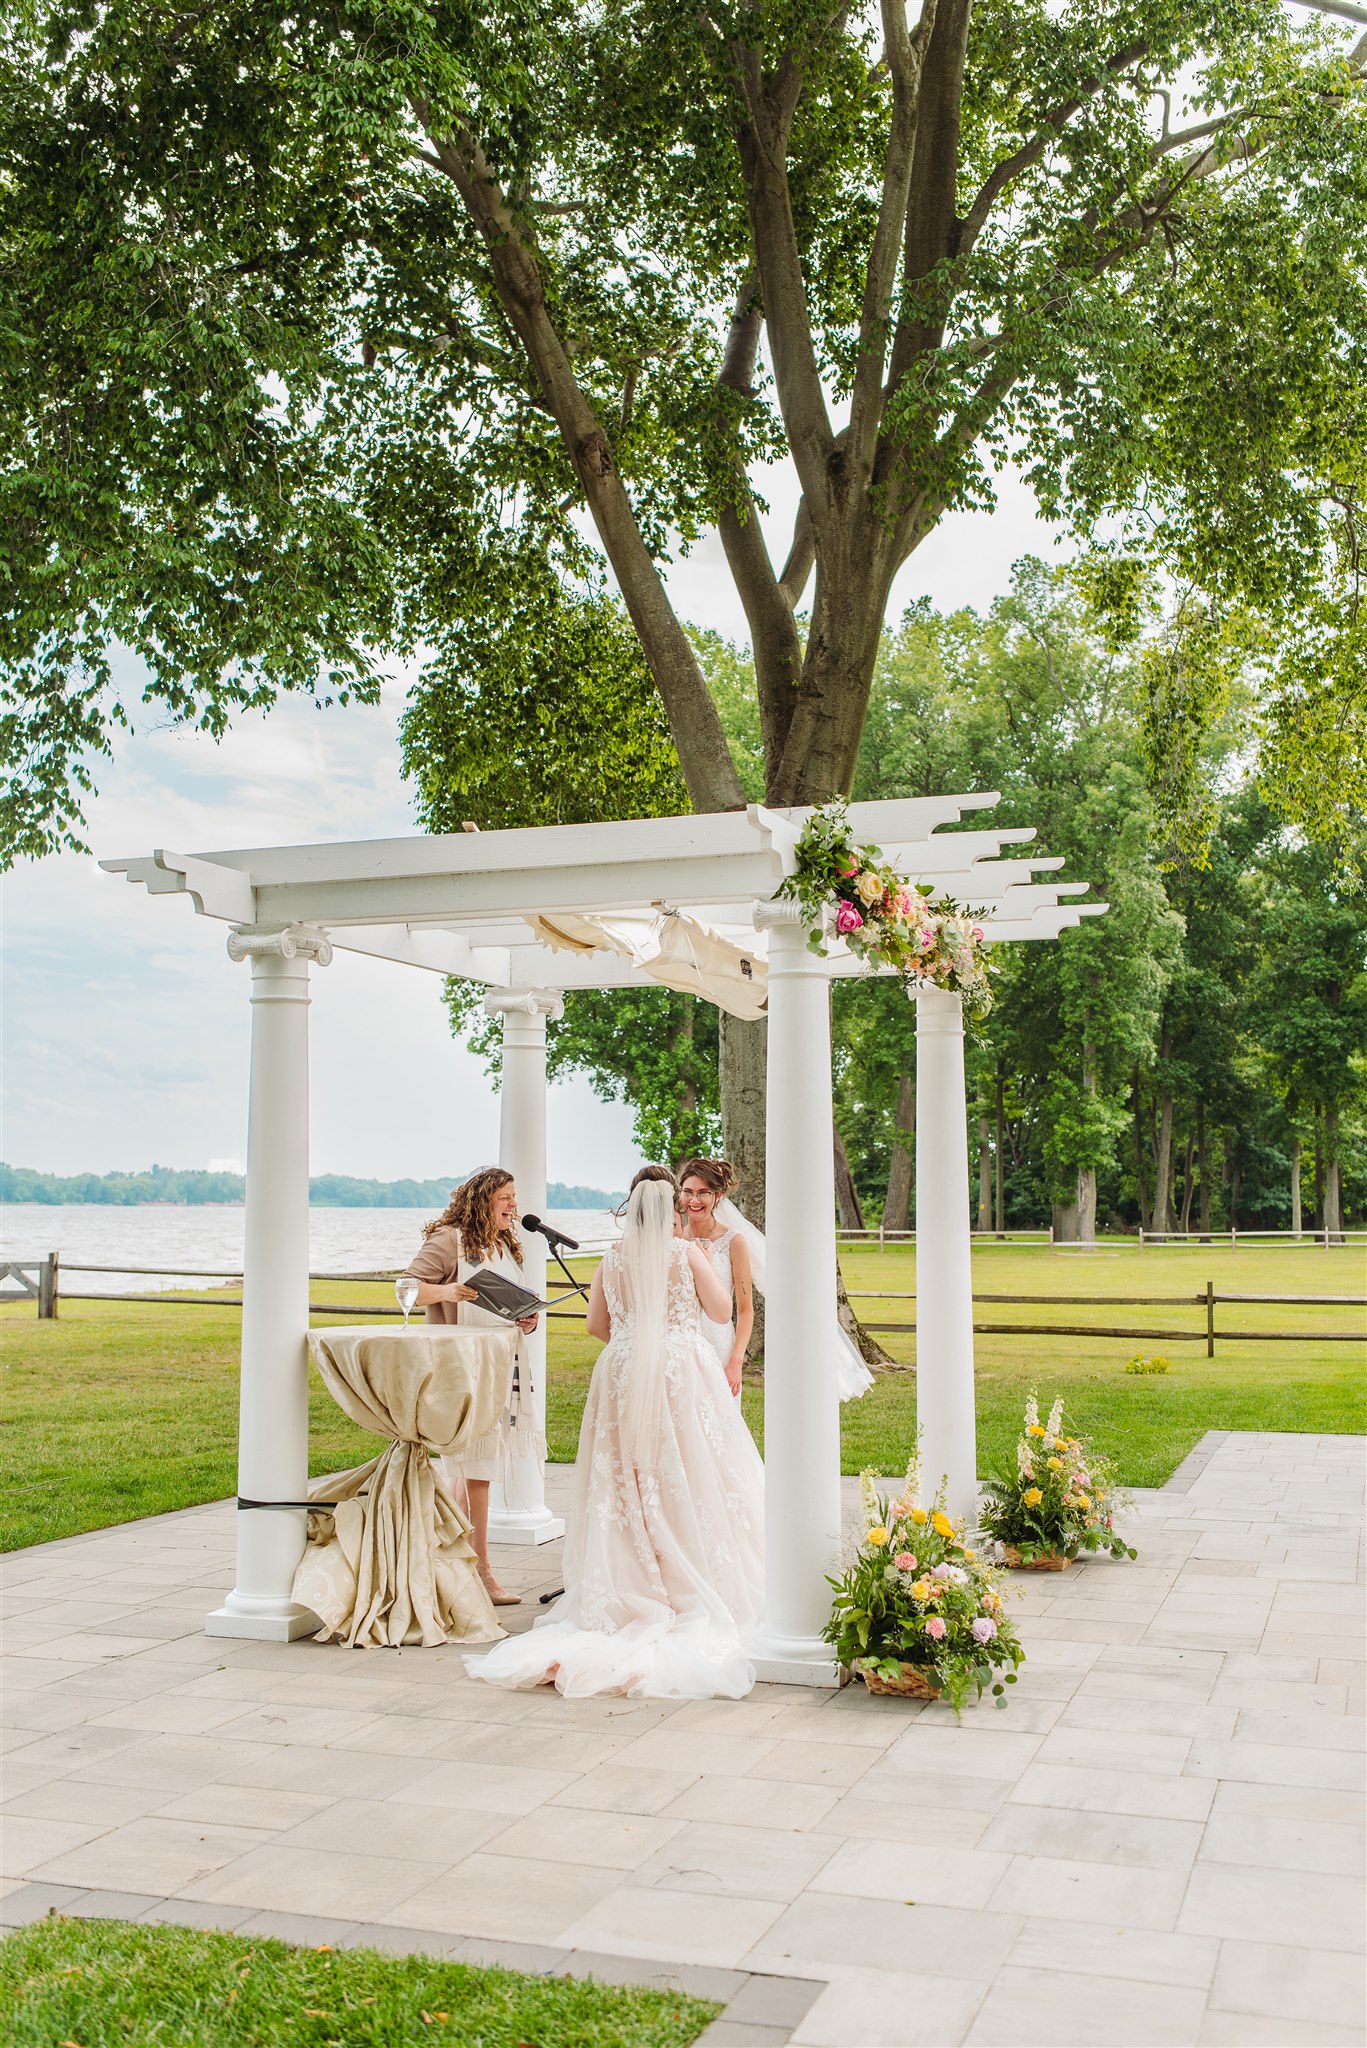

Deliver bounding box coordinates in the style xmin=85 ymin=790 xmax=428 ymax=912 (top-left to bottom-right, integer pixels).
xmin=463 ymin=1269 xmax=584 ymax=1324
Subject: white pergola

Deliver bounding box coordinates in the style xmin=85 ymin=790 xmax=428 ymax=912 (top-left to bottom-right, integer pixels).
xmin=105 ymin=796 xmax=1102 ymax=1685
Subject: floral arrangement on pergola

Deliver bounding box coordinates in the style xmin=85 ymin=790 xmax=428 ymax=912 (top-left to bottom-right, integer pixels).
xmin=777 ymin=802 xmax=996 ymax=1017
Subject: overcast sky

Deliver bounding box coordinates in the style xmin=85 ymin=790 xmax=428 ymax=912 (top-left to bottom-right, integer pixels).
xmin=2 ymin=467 xmax=1063 ymax=1188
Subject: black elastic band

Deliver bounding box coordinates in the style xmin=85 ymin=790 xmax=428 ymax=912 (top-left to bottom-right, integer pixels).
xmin=237 ymin=1496 xmax=357 ymax=1511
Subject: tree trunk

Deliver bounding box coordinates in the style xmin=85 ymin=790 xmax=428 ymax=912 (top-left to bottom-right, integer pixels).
xmin=1052 ymin=1200 xmax=1080 ymax=1242
xmin=833 ymin=1124 xmax=864 ymax=1231
xmin=1313 ymin=1103 xmax=1324 ymax=1228
xmin=1133 ymin=1069 xmax=1151 ymax=1231
xmin=1152 ymin=1028 xmax=1175 ymax=1235
xmin=1324 ymin=1106 xmax=1343 ymax=1241
xmin=719 ymin=1010 xmax=768 ymax=1358
xmin=994 ymin=1066 xmax=1005 ymax=1234
xmin=1290 ymin=1131 xmax=1302 ymax=1237
xmin=884 ymin=1073 xmax=915 ymax=1232
xmin=976 ymin=1115 xmax=992 ymax=1232
xmin=1078 ymin=1040 xmax=1099 ymax=1245
xmin=1197 ymin=1100 xmax=1210 ymax=1241
xmin=1179 ymin=1132 xmax=1196 ymax=1235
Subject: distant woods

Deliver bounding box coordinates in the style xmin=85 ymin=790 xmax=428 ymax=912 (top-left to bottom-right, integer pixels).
xmin=0 ymin=1166 xmax=625 ymax=1210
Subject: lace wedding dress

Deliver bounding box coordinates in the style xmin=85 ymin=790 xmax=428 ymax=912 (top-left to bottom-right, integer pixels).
xmin=464 ymin=1201 xmax=765 ymax=1700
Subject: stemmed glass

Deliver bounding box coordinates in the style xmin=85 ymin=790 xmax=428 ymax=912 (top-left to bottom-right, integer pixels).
xmin=395 ymin=1275 xmax=420 ymax=1327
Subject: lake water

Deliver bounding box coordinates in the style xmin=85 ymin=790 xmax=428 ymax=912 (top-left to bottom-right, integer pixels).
xmin=0 ymin=1204 xmax=620 ymax=1292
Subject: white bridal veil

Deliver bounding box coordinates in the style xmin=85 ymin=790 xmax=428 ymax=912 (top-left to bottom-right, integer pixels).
xmin=616 ymin=1177 xmax=677 ymax=1464
xmin=714 ymin=1197 xmax=874 ymax=1402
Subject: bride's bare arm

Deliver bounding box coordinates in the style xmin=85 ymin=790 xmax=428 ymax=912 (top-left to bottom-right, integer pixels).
xmin=585 ymin=1264 xmax=611 ymax=1341
xmin=686 ymin=1241 xmax=733 ymax=1324
xmin=728 ymin=1236 xmax=754 ymax=1373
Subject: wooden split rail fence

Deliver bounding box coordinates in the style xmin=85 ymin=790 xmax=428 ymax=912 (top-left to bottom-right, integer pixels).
xmin=4 ymin=1259 xmax=1363 ymax=1356
xmin=848 ymin=1285 xmax=1367 ymax=1358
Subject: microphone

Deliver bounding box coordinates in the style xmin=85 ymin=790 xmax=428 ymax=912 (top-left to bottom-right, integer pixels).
xmin=521 ymin=1213 xmax=580 ymax=1252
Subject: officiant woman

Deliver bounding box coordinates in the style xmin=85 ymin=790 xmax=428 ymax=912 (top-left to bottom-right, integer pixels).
xmin=403 ymin=1166 xmax=537 ymax=1606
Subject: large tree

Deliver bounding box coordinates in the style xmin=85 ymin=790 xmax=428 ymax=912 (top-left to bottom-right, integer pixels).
xmin=4 ymin=0 xmax=1364 ymax=1201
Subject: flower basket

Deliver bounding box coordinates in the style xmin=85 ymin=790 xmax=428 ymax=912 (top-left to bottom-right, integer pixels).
xmin=1000 ymin=1544 xmax=1070 ymax=1572
xmin=980 ymin=1394 xmax=1138 ymax=1568
xmin=852 ymin=1657 xmax=942 ymax=1699
xmin=824 ymin=1452 xmax=1025 ymax=1716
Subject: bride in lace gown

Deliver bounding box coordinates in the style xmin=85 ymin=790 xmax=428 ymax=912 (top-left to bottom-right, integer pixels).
xmin=463 ymin=1167 xmax=765 ymax=1700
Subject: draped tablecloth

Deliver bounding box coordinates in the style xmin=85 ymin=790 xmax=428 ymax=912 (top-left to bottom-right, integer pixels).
xmin=293 ymin=1324 xmax=516 ymax=1649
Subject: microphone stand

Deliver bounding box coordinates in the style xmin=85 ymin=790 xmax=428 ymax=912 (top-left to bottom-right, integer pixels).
xmin=539 ymin=1233 xmax=590 ymax=1605
xmin=549 ymin=1241 xmax=590 ymax=1301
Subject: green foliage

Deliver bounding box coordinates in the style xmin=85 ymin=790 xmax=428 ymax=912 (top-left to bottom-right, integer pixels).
xmin=2 ymin=0 xmax=1363 ymax=854
xmin=402 ymin=580 xmax=688 ymax=832
xmin=1126 ymin=1355 xmax=1173 ymax=1374
xmin=0 ymin=1918 xmax=718 ymax=2048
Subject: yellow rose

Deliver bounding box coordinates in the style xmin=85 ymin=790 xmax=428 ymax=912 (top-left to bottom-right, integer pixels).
xmin=931 ymin=1511 xmax=955 ymax=1539
xmin=963 ymin=1548 xmax=977 ymax=1561
xmin=866 ymin=1527 xmax=890 ymax=1547
xmin=1076 ymin=1494 xmax=1091 ymax=1511
xmin=1047 ymin=1457 xmax=1063 ymax=1472
xmin=856 ymin=868 xmax=884 ymax=904
xmin=909 ymin=1579 xmax=935 ymax=1602
xmin=1027 ymin=1424 xmax=1046 ymax=1438
xmin=1023 ymin=1486 xmax=1043 ymax=1507
xmin=910 ymin=1507 xmax=928 ymax=1525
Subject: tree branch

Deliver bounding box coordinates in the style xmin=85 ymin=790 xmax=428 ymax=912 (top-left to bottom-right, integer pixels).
xmin=411 ymin=101 xmax=745 ymax=812
xmin=886 ymin=0 xmax=973 ymax=393
xmin=847 ymin=0 xmax=938 ymax=477
xmin=958 ymin=39 xmax=1150 ymax=253
xmin=731 ymin=48 xmax=837 ymax=522
xmin=714 ymin=274 xmax=804 ymax=781
xmin=779 ymin=497 xmax=816 ymax=605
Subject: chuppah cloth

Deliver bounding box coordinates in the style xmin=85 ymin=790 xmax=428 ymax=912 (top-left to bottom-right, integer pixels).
xmin=292 ymin=1324 xmax=515 ymax=1649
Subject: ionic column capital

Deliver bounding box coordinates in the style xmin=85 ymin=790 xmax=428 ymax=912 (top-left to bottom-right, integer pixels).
xmin=751 ymin=897 xmax=809 ymax=934
xmin=483 ymin=988 xmax=565 ymax=1023
xmin=228 ymin=926 xmax=333 ymax=967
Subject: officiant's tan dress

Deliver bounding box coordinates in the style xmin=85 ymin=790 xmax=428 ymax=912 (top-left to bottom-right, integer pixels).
xmin=403 ymin=1225 xmax=524 ymax=1483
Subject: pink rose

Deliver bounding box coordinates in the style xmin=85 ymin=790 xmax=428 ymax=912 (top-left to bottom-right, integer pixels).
xmin=836 ymin=901 xmax=864 ymax=933
xmin=924 ymin=1616 xmax=947 ymax=1640
xmin=971 ymin=926 xmax=984 ymax=943
xmin=920 ymin=928 xmax=935 ymax=948
xmin=894 ymin=1552 xmax=917 ymax=1571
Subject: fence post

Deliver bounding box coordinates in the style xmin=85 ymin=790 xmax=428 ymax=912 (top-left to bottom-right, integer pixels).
xmin=38 ymin=1253 xmax=58 ymax=1320
xmin=1205 ymin=1278 xmax=1215 ymax=1359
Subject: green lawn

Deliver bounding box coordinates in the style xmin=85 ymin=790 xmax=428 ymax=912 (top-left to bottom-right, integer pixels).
xmin=0 ymin=1917 xmax=720 ymax=2048
xmin=2 ymin=1240 xmax=1362 ymax=1551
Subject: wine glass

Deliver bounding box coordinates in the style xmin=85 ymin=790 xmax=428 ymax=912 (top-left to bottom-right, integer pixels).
xmin=395 ymin=1275 xmax=420 ymax=1327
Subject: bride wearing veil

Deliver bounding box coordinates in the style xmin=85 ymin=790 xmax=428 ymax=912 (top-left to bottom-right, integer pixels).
xmin=463 ymin=1166 xmax=765 ymax=1700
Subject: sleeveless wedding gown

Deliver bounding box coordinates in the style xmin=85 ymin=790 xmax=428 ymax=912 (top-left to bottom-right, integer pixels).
xmin=463 ymin=1237 xmax=765 ymax=1699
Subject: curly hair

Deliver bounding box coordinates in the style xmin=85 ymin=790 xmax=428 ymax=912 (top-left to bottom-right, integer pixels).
xmin=677 ymin=1157 xmax=737 ymax=1200
xmin=424 ymin=1165 xmax=522 ymax=1264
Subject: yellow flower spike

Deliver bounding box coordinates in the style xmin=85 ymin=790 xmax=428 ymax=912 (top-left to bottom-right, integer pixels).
xmin=931 ymin=1511 xmax=955 ymax=1539
xmin=866 ymin=1527 xmax=890 ymax=1547
xmin=1022 ymin=1486 xmax=1043 ymax=1507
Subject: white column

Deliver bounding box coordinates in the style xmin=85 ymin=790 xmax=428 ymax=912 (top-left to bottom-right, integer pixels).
xmin=207 ymin=927 xmax=331 ymax=1640
xmin=484 ymin=990 xmax=566 ymax=1545
xmin=915 ymin=982 xmax=978 ymax=1526
xmin=750 ymin=903 xmax=841 ymax=1686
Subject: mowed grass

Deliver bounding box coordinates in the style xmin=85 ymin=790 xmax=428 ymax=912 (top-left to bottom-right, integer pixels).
xmin=2 ymin=1241 xmax=1362 ymax=1551
xmin=0 ymin=1916 xmax=720 ymax=2048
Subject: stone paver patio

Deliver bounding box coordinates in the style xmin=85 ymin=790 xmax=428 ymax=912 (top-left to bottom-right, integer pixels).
xmin=2 ymin=1431 xmax=1364 ymax=2047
